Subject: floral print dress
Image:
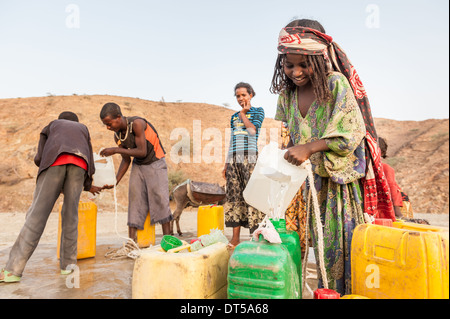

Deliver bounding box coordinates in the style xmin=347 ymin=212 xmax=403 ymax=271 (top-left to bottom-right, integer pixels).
xmin=275 ymin=72 xmax=366 ymax=295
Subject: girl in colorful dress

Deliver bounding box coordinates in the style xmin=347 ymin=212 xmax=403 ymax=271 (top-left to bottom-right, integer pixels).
xmin=281 ymin=20 xmax=327 ymax=259
xmin=272 ymin=20 xmax=394 ymax=295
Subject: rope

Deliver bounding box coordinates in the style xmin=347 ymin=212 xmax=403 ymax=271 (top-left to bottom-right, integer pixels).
xmin=102 ymin=152 xmax=142 ymax=260
xmin=300 ymin=160 xmax=328 ymax=290
xmin=301 ymin=186 xmax=312 ymax=295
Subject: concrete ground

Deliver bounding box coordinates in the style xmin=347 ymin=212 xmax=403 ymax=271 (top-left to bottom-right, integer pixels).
xmin=0 ymin=207 xmax=320 ymax=299
xmin=1 ymin=209 xmax=447 ymax=299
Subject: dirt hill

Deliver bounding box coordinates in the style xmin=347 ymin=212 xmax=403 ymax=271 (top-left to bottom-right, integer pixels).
xmin=0 ymin=95 xmax=448 ymax=215
xmin=374 ymin=118 xmax=449 ymax=214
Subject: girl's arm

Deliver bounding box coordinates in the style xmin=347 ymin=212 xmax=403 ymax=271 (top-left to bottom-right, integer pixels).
xmin=223 ymin=119 xmax=233 ymax=180
xmin=284 ymin=139 xmax=329 ymax=166
xmin=239 ymin=101 xmax=257 ymax=135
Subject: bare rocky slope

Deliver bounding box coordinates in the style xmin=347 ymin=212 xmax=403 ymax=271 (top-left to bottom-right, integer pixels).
xmin=0 ymin=95 xmax=448 ymax=215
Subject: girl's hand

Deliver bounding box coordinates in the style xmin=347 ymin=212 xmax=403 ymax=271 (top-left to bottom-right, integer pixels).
xmin=284 ymin=140 xmax=329 ymax=166
xmin=240 ymin=100 xmax=251 ymax=114
xmin=284 ymin=144 xmax=313 ymax=166
xmin=100 ymin=147 xmax=116 ymax=157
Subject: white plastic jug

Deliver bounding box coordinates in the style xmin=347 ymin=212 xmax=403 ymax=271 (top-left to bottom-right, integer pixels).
xmin=243 ymin=142 xmax=307 ymax=217
xmin=92 ymin=152 xmax=116 ymax=188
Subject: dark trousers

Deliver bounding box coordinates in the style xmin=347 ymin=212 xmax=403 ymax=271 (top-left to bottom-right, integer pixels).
xmin=5 ymin=165 xmax=85 ymax=277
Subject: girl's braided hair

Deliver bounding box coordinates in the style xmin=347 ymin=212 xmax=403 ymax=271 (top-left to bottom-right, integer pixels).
xmin=270 ymin=19 xmax=333 ymax=105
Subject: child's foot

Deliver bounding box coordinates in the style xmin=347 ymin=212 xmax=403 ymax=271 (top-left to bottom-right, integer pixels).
xmin=0 ymin=269 xmax=21 ymax=283
xmin=228 ymin=236 xmax=240 ymax=245
xmin=226 ymin=243 xmax=236 ymax=252
xmin=229 ymin=240 xmax=240 ymax=247
xmin=227 ymin=238 xmax=240 ymax=252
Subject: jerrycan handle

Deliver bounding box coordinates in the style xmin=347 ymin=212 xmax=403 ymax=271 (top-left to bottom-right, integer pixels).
xmin=257 ymin=234 xmax=268 ymax=243
xmin=167 ymin=240 xmax=191 ymax=253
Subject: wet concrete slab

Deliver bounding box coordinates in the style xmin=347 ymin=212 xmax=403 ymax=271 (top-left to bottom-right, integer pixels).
xmin=0 ymin=236 xmax=318 ymax=299
xmin=0 ymin=208 xmax=319 ymax=299
xmin=1 ymin=210 xmax=446 ymax=299
xmin=0 ymin=237 xmax=136 ymax=299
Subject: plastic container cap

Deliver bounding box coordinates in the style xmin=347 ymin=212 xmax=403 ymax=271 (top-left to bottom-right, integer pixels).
xmin=314 ymin=288 xmax=340 ymax=299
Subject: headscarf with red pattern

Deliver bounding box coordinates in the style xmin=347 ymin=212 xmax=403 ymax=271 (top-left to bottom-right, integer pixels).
xmin=278 ymin=26 xmax=395 ymax=220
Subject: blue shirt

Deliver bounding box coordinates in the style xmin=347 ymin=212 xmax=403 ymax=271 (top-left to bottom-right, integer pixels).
xmin=227 ymin=107 xmax=265 ymax=157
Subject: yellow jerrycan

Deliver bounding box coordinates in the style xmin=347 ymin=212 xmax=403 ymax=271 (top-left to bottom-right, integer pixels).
xmin=57 ymin=201 xmax=97 ymax=260
xmin=197 ymin=205 xmax=224 ymax=237
xmin=136 ymin=213 xmax=156 ymax=248
xmin=132 ymin=242 xmax=230 ymax=299
xmin=351 ymin=223 xmax=449 ymax=299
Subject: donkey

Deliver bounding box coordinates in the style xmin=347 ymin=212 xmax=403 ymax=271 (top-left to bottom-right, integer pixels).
xmin=170 ymin=180 xmax=226 ymax=236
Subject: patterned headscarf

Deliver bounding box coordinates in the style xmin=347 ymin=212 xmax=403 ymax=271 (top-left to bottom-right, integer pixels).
xmin=278 ymin=26 xmax=395 ymax=220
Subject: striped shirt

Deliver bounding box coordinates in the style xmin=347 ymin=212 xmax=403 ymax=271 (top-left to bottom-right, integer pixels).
xmin=227 ymin=107 xmax=265 ymax=157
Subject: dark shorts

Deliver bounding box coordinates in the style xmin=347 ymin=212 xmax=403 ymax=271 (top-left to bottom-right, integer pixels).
xmin=128 ymin=158 xmax=173 ymax=229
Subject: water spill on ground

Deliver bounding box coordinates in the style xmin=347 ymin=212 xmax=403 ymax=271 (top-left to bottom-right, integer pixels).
xmin=0 ymin=233 xmax=319 ymax=299
xmin=0 ymin=238 xmax=135 ymax=299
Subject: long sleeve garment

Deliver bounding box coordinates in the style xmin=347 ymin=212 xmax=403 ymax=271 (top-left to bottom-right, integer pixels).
xmin=34 ymin=119 xmax=95 ymax=191
xmin=275 ymin=71 xmax=366 ymax=295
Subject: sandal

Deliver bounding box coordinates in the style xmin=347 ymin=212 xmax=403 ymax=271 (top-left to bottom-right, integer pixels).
xmin=0 ymin=269 xmax=21 ymax=283
xmin=61 ymin=269 xmax=74 ymax=275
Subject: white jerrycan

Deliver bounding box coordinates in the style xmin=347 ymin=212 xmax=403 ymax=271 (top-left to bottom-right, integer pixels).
xmin=243 ymin=142 xmax=307 ymax=217
xmin=92 ymin=152 xmax=116 ymax=188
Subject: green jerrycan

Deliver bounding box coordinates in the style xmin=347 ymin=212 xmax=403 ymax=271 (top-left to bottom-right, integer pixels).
xmin=270 ymin=218 xmax=302 ymax=282
xmin=227 ymin=237 xmax=301 ymax=299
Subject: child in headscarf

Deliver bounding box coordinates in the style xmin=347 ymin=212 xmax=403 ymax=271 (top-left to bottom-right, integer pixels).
xmin=271 ymin=19 xmax=394 ymax=295
xmin=281 ymin=19 xmax=328 ymax=259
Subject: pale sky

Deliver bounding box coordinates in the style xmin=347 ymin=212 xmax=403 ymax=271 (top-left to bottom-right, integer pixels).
xmin=0 ymin=0 xmax=448 ymax=121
